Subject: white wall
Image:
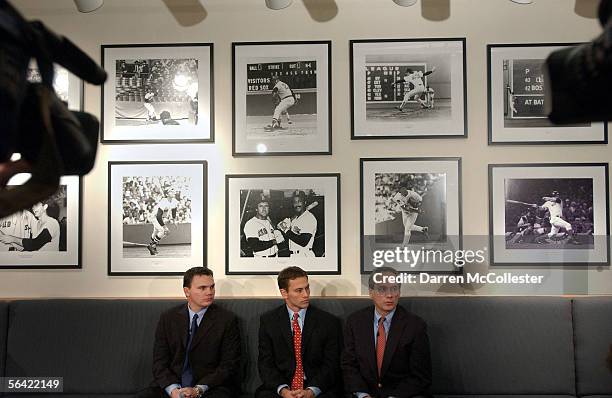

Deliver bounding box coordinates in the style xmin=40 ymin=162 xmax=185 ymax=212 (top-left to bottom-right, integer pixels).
xmin=2 ymin=0 xmax=610 ymax=298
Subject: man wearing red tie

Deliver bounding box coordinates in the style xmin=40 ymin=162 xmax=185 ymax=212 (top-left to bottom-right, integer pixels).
xmin=257 ymin=266 xmax=342 ymax=398
xmin=341 ymin=267 xmax=432 ymax=398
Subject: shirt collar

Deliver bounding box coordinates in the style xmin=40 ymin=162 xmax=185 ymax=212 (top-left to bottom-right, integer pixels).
xmin=187 ymin=304 xmax=208 ymax=323
xmin=374 ymin=307 xmax=396 ymax=324
xmin=286 ymin=304 xmax=307 ymax=321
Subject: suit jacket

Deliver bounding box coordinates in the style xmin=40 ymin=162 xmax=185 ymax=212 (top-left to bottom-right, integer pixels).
xmin=152 ymin=303 xmax=241 ymax=392
xmin=341 ymin=305 xmax=431 ymax=398
xmin=257 ymin=304 xmax=342 ymax=396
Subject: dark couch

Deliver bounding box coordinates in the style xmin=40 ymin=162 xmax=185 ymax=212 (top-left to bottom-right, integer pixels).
xmin=0 ymin=297 xmax=610 ymax=398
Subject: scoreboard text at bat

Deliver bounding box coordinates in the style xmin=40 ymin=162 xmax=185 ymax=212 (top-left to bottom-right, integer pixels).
xmin=247 ymin=61 xmax=317 ymax=92
xmin=366 ymin=64 xmax=426 ymax=103
xmin=511 ymin=59 xmax=547 ymax=119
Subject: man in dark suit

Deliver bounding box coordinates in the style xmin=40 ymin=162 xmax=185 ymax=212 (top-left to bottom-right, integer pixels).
xmin=342 ymin=267 xmax=431 ymax=398
xmin=137 ymin=267 xmax=241 ymax=398
xmin=257 ymin=266 xmax=342 ymax=398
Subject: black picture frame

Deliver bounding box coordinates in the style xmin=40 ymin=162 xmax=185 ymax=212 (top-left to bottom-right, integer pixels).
xmin=487 ymin=43 xmax=608 ymax=145
xmin=225 ymin=173 xmax=341 ymax=275
xmin=360 ymin=157 xmax=463 ymax=274
xmin=0 ymin=176 xmax=83 ymax=269
xmin=232 ymin=40 xmax=332 ymax=156
xmin=488 ymin=162 xmax=610 ymax=266
xmin=101 ymin=43 xmax=214 ymax=144
xmin=350 ymin=38 xmax=468 ymax=140
xmin=108 ymin=160 xmax=207 ymax=276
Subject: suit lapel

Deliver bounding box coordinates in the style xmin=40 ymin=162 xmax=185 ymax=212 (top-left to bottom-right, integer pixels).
xmin=176 ymin=305 xmax=189 ymax=350
xmin=277 ymin=305 xmax=294 ymax=351
xmin=361 ymin=307 xmax=378 ymax=379
xmin=300 ymin=306 xmax=316 ymax=355
xmin=380 ymin=306 xmax=406 ymax=377
xmin=189 ymin=304 xmax=216 ymax=351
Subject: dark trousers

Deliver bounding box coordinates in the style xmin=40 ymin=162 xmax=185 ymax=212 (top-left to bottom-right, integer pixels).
xmin=135 ymin=386 xmax=233 ymax=398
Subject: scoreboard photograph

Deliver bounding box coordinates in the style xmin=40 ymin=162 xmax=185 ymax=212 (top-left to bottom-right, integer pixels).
xmin=351 ymin=38 xmax=467 ymax=139
xmin=488 ymin=43 xmax=605 ymax=144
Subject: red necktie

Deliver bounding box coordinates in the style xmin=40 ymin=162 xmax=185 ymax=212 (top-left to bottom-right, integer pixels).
xmin=291 ymin=312 xmax=304 ymax=390
xmin=376 ymin=317 xmax=386 ymax=376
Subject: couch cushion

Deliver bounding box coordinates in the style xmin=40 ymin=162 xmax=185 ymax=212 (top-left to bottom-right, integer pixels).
xmin=5 ymin=299 xmax=182 ymax=394
xmin=407 ymin=297 xmax=575 ymax=395
xmin=0 ymin=301 xmax=8 ymax=376
xmin=572 ymin=297 xmax=612 ymax=396
xmin=435 ymin=396 xmax=577 ymax=398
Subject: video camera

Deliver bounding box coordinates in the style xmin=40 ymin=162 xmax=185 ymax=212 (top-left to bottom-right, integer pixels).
xmin=0 ymin=0 xmax=107 ymax=217
xmin=545 ymin=0 xmax=612 ymax=124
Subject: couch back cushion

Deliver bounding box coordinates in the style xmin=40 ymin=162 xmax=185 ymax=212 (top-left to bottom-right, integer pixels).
xmin=573 ymin=297 xmax=612 ymax=396
xmin=5 ymin=299 xmax=182 ymax=394
xmin=0 ymin=300 xmax=8 ymax=394
xmin=406 ymin=297 xmax=576 ymax=395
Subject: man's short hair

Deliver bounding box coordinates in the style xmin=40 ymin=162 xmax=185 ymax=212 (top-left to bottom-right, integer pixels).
xmin=44 ymin=199 xmax=60 ymax=219
xmin=368 ymin=266 xmax=400 ymax=290
xmin=278 ymin=266 xmax=308 ymax=290
xmin=183 ymin=266 xmax=214 ymax=288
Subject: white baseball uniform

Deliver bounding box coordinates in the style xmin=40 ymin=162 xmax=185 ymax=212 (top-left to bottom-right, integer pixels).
xmin=289 ymin=210 xmax=317 ymax=257
xmin=272 ymin=81 xmax=296 ymax=122
xmin=244 ymin=217 xmax=278 ymax=257
xmin=144 ymin=92 xmax=156 ymax=119
xmin=391 ymin=190 xmax=423 ymax=245
xmin=0 ymin=211 xmax=35 ymax=251
xmin=403 ymin=71 xmax=426 ymax=100
xmin=542 ymin=200 xmax=572 ymax=237
xmin=151 ymin=197 xmax=179 ymax=237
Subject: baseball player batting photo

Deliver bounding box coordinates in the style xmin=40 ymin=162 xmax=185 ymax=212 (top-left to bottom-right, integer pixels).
xmin=504 ymin=178 xmax=595 ymax=249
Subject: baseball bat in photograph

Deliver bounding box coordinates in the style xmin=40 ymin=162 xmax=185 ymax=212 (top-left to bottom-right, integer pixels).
xmin=506 ymin=199 xmax=535 ymax=206
xmin=306 ymin=201 xmax=319 ymax=211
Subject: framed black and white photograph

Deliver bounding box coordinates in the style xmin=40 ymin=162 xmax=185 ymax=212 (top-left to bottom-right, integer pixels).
xmin=226 ymin=173 xmax=340 ymax=274
xmin=0 ymin=175 xmax=81 ymax=269
xmin=487 ymin=43 xmax=607 ymax=144
xmin=360 ymin=158 xmax=462 ymax=273
xmin=102 ymin=43 xmax=213 ymax=144
xmin=351 ymin=38 xmax=467 ymax=139
xmin=489 ymin=163 xmax=609 ymax=266
xmin=232 ymin=41 xmax=331 ymax=156
xmin=28 ymin=63 xmax=83 ymax=110
xmin=108 ymin=161 xmax=206 ymax=275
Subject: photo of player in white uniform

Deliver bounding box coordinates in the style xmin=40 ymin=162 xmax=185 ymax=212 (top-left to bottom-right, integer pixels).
xmin=505 ymin=179 xmax=594 ymax=249
xmin=389 ymin=185 xmax=429 ymax=246
xmin=392 ymin=67 xmax=436 ymax=111
xmin=122 ymin=176 xmax=193 ymax=259
xmin=243 ymin=195 xmax=282 ymax=257
xmin=238 ymin=188 xmax=326 ymax=259
xmin=147 ymin=188 xmax=180 ymax=255
xmin=265 ymin=76 xmax=296 ymax=132
xmin=114 ymin=58 xmax=199 ymax=127
xmin=277 ymin=191 xmax=317 ymax=257
xmin=244 ymin=60 xmax=319 ymax=139
xmin=0 ymin=210 xmax=35 ymax=251
xmin=0 ymin=200 xmax=61 ymax=251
